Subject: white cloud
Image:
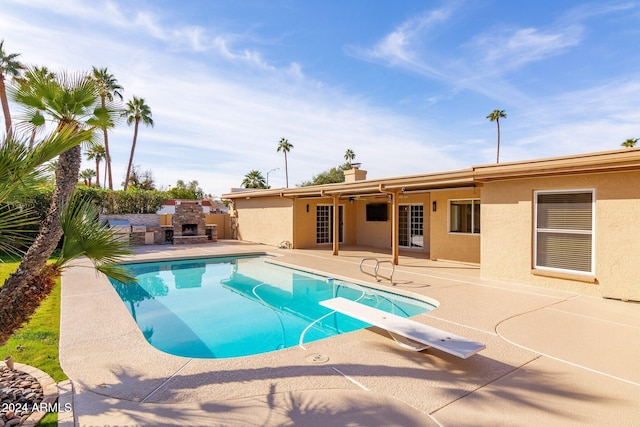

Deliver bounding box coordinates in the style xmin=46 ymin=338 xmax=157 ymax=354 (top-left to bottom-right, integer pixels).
xmin=468 ymin=25 xmax=583 ymax=72
xmin=346 ymin=5 xmax=457 ymax=80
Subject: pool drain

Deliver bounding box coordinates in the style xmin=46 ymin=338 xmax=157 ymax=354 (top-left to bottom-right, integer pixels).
xmin=306 ymin=353 xmax=329 ymax=364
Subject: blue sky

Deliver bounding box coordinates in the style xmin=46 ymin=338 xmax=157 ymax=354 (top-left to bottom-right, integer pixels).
xmin=2 ymin=0 xmax=639 ymax=197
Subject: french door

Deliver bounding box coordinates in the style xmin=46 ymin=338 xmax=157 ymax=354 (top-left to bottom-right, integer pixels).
xmin=316 ymin=205 xmax=344 ymax=244
xmin=399 ymin=204 xmax=423 ymax=248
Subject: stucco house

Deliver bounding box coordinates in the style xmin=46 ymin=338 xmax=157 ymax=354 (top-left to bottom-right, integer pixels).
xmin=222 ymin=148 xmax=640 ymax=301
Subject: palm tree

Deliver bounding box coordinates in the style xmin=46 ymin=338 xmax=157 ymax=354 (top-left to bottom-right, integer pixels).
xmin=242 ymin=169 xmax=267 ymax=189
xmin=621 ymin=138 xmax=638 ymax=148
xmin=86 ymin=144 xmax=106 ymax=188
xmin=344 ymin=148 xmax=355 ymax=166
xmin=0 ymin=40 xmax=25 ymax=139
xmin=0 ymin=186 xmax=136 ymax=345
xmin=79 ymin=168 xmax=96 ymax=186
xmin=0 ymin=127 xmax=136 ymax=346
xmin=276 ymin=137 xmax=293 ymax=188
xmin=122 ymin=96 xmax=153 ymax=191
xmin=92 ymin=67 xmax=123 ymax=190
xmin=3 ymin=69 xmax=105 ymax=306
xmin=486 ymin=109 xmax=507 ymax=163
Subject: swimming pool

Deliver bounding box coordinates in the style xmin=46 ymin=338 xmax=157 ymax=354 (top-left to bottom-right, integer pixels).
xmin=110 ymin=255 xmax=435 ymax=358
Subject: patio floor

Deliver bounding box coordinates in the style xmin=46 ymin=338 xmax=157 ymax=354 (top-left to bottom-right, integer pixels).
xmin=59 ymin=241 xmax=640 ymax=426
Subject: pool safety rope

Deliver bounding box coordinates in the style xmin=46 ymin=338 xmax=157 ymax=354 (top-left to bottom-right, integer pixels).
xmin=298 ymin=280 xmax=366 ymax=350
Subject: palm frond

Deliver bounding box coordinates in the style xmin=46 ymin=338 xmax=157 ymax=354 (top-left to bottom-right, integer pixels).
xmin=0 ymin=126 xmax=94 ymax=201
xmin=56 ymin=192 xmax=136 ymax=284
xmin=0 ymin=203 xmax=38 ymax=258
xmin=95 ymin=264 xmax=137 ymax=286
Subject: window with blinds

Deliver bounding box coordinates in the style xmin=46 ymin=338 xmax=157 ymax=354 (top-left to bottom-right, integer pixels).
xmin=534 ymin=190 xmax=594 ymax=274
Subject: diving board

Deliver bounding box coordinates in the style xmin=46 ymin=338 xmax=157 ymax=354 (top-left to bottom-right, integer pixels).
xmin=319 ymin=297 xmax=485 ymax=359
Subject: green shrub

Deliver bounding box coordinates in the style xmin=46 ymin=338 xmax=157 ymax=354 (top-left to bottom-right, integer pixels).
xmin=16 ymin=186 xmax=170 ymax=219
xmin=97 ymin=188 xmax=169 ymax=214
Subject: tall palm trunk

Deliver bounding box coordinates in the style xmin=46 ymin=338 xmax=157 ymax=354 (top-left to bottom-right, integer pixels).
xmin=0 ymin=143 xmax=81 ymax=344
xmin=496 ymin=119 xmax=501 ymax=163
xmin=103 ymin=128 xmax=112 ymax=189
xmin=0 ymin=75 xmax=12 ymax=139
xmin=100 ymin=93 xmax=113 ymax=190
xmin=284 ymin=152 xmax=289 ymax=188
xmin=124 ymin=120 xmax=139 ymax=190
xmin=95 ymin=156 xmax=101 ymax=188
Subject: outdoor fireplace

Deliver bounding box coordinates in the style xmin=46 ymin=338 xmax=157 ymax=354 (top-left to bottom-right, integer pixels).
xmin=171 ymin=201 xmax=208 ymax=244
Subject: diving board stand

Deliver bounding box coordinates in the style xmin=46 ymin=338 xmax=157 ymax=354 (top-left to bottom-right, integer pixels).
xmin=319 ymin=297 xmax=485 ymax=359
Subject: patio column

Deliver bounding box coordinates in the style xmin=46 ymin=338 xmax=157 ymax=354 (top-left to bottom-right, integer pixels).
xmin=390 ymin=190 xmax=399 ymax=265
xmin=332 ymin=194 xmax=340 ymax=256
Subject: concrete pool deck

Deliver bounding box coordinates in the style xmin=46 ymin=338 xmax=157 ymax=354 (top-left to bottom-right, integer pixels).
xmin=59 ymin=241 xmax=640 ymax=426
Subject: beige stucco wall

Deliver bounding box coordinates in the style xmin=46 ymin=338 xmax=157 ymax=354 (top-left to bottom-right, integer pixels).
xmin=481 ymin=171 xmax=640 ymax=300
xmin=429 ymin=189 xmax=481 ymax=264
xmin=205 ymin=213 xmax=231 ymax=239
xmin=355 ymin=199 xmax=392 ymax=248
xmin=233 ymin=196 xmax=294 ymax=247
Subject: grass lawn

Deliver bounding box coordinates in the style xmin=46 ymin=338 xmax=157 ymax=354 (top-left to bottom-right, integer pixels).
xmin=0 ymin=257 xmax=64 ymax=426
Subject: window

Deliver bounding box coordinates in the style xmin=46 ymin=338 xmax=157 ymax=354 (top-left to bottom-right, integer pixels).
xmin=449 ymin=199 xmax=480 ymax=234
xmin=534 ymin=190 xmax=594 ymax=274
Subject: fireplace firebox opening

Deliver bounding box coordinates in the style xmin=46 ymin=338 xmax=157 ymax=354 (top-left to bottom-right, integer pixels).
xmin=182 ymin=224 xmax=198 ymax=236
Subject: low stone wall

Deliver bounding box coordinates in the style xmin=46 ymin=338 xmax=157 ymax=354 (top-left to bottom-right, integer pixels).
xmin=100 ymin=214 xmax=160 ymax=226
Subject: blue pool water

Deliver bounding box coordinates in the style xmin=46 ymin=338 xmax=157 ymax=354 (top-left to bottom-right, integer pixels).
xmin=110 ymin=256 xmax=435 ymax=358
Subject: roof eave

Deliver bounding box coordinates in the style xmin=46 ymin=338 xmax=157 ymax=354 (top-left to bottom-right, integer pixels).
xmin=474 ymin=148 xmax=640 ymax=182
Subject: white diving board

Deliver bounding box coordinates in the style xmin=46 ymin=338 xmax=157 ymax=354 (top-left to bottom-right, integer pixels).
xmin=319 ymin=297 xmax=485 ymax=359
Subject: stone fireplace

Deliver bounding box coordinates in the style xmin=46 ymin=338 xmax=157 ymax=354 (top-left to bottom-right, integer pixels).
xmin=172 ymin=201 xmax=208 ymax=244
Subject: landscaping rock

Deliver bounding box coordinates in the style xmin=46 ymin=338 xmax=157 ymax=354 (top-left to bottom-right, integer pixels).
xmin=0 ymin=367 xmax=45 ymax=426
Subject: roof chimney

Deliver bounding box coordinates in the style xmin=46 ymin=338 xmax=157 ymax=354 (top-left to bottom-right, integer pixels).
xmin=344 ymin=166 xmax=367 ymax=183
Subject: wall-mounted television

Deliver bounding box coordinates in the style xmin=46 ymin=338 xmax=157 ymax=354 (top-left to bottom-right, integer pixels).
xmin=366 ymin=203 xmax=388 ymax=222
